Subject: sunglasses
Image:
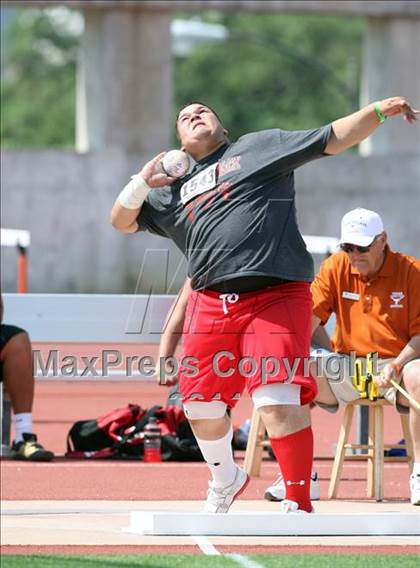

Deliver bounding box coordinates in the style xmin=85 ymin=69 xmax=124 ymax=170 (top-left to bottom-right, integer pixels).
xmin=340 ymin=236 xmax=380 ymax=254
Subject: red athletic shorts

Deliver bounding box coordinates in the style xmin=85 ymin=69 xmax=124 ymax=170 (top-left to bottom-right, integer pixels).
xmin=178 ymin=281 xmax=317 ymax=408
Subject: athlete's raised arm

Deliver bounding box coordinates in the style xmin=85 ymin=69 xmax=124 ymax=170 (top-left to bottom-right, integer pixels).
xmin=325 ymin=96 xmax=418 ymax=155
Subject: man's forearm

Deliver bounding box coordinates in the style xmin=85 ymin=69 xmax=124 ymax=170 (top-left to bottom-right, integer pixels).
xmin=111 ymin=175 xmax=152 ymax=232
xmin=311 ymin=315 xmax=321 ymax=335
xmin=312 ymin=325 xmax=333 ymax=351
xmin=394 ymin=335 xmax=420 ymax=370
xmin=158 ymin=278 xmax=191 ymax=360
xmin=158 ymin=312 xmax=184 ymax=359
xmin=325 ymin=96 xmax=418 ymax=155
xmin=326 ymin=103 xmax=379 ymax=155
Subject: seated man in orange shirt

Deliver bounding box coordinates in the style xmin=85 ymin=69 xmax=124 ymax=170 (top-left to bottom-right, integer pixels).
xmin=266 ymin=208 xmax=420 ymax=505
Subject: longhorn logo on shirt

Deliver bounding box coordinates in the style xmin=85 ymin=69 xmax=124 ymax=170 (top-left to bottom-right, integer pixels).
xmin=390 ymin=291 xmax=404 ymax=308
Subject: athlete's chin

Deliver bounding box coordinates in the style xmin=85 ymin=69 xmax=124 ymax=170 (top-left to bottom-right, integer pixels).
xmin=184 ymin=131 xmax=219 ymax=151
xmin=193 ymin=129 xmax=214 ymax=142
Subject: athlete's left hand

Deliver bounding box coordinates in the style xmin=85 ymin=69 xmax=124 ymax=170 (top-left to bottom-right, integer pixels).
xmin=377 ymin=97 xmax=419 ymax=124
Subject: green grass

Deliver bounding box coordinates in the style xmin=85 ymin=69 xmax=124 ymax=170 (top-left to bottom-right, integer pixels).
xmin=259 ymin=556 xmax=418 ymax=567
xmin=1 ymin=555 xmax=419 ymax=568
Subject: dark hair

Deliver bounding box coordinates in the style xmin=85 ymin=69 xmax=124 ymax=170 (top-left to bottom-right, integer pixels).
xmin=176 ymin=101 xmax=223 ymax=129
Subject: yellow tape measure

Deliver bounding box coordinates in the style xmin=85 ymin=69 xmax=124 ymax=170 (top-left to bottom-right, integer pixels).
xmin=351 ymin=353 xmax=380 ymax=401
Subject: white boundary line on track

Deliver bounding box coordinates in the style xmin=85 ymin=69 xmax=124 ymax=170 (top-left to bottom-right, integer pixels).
xmin=193 ymin=537 xmax=265 ymax=568
xmin=228 ymin=554 xmax=265 ymax=568
xmin=193 ymin=536 xmax=220 ymax=555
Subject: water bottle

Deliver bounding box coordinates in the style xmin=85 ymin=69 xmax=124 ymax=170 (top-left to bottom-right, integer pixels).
xmin=143 ymin=417 xmax=162 ymax=462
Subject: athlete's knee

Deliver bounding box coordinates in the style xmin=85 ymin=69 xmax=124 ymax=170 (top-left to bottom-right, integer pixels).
xmin=183 ymin=400 xmax=228 ymax=420
xmin=252 ymin=383 xmax=302 ymax=409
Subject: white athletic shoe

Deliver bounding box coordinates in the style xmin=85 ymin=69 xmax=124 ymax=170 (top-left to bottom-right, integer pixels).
xmin=279 ymin=499 xmax=314 ymax=514
xmin=264 ymin=471 xmax=320 ymax=502
xmin=204 ymin=466 xmax=249 ymax=514
xmin=410 ymin=474 xmax=420 ymax=505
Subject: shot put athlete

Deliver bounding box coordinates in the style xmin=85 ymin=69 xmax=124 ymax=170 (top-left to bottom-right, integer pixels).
xmin=112 ymin=97 xmax=418 ymax=514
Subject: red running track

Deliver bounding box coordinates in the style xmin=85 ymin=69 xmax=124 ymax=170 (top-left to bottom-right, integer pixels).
xmin=29 ymin=380 xmax=406 ymax=459
xmin=1 ymin=376 xmax=411 ymax=501
xmin=2 ymin=545 xmax=419 ymax=555
xmin=1 ymin=379 xmax=410 ymax=501
xmin=1 ymin=378 xmax=413 ymax=557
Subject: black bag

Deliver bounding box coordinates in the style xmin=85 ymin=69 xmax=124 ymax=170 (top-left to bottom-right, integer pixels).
xmin=65 ymin=403 xmax=146 ymax=459
xmin=65 ymin=403 xmax=203 ymax=461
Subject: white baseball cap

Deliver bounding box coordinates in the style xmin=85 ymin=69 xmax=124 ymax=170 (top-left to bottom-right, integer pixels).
xmin=339 ymin=208 xmax=384 ymax=247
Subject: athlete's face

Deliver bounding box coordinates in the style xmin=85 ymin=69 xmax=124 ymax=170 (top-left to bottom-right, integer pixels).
xmin=176 ymin=104 xmax=227 ymax=159
xmin=346 ymin=232 xmax=387 ymax=278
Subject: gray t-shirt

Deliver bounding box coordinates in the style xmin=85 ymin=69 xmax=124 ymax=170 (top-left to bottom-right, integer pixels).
xmin=138 ymin=126 xmax=331 ymax=290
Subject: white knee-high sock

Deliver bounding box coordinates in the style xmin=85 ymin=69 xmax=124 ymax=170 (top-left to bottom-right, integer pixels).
xmin=195 ymin=426 xmax=237 ymax=487
xmin=14 ymin=413 xmax=33 ymax=442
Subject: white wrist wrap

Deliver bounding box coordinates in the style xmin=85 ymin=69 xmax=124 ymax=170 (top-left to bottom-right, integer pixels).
xmin=118 ymin=174 xmax=151 ymax=210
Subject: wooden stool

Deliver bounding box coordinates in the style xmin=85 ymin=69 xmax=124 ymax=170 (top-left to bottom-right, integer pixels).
xmin=243 ymin=406 xmax=270 ymax=477
xmin=244 ymin=399 xmax=413 ymax=502
xmin=328 ymin=399 xmax=413 ymax=501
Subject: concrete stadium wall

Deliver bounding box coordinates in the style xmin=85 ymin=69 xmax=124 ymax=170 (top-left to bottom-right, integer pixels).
xmin=2 ymin=149 xmax=419 ymax=293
